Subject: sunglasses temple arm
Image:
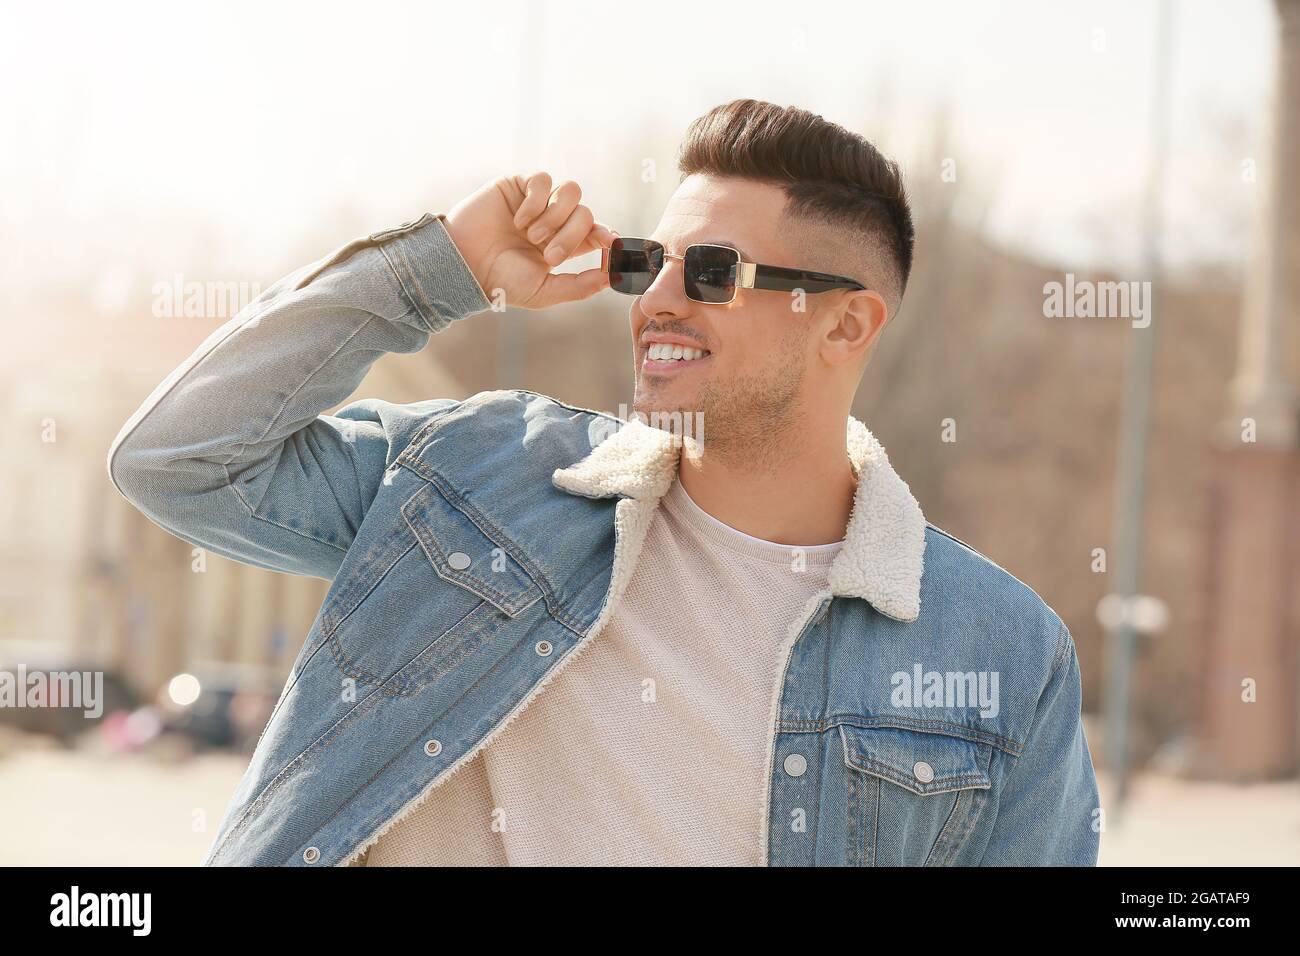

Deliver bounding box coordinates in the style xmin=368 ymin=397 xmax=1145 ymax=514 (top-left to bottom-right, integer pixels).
xmin=735 ymin=260 xmax=757 ymax=290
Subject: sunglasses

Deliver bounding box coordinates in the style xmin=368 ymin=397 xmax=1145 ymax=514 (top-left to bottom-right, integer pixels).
xmin=601 ymin=237 xmax=866 ymax=305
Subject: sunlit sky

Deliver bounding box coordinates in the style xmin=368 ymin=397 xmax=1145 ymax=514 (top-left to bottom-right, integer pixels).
xmin=0 ymin=0 xmax=1277 ymax=298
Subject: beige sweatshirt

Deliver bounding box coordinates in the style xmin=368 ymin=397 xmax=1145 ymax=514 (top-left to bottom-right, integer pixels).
xmin=362 ymin=477 xmax=842 ymax=866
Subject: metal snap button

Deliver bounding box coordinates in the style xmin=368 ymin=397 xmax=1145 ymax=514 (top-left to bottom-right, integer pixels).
xmin=783 ymin=753 xmax=807 ymax=777
xmin=302 ymin=846 xmax=321 ymax=864
xmin=913 ymin=760 xmax=935 ymax=784
xmin=424 ymin=739 xmax=443 ymax=757
xmin=447 ymin=552 xmax=471 ymax=571
xmin=535 ymin=640 xmax=553 ymax=657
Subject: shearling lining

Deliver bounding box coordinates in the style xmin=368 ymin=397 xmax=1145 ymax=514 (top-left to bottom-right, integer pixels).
xmin=552 ymin=414 xmax=926 ymax=622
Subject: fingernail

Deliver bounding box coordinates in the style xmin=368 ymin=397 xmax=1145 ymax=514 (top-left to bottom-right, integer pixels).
xmin=529 ymin=226 xmax=549 ymax=243
xmin=544 ymin=245 xmax=564 ymax=265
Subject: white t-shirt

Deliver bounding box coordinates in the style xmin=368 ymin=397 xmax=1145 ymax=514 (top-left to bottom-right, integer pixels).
xmin=362 ymin=477 xmax=842 ymax=865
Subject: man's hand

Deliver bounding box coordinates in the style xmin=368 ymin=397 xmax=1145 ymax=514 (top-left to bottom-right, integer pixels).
xmin=443 ymin=173 xmax=614 ymax=310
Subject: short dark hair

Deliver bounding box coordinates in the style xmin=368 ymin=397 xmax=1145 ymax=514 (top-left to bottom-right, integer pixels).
xmin=677 ymin=99 xmax=914 ymax=307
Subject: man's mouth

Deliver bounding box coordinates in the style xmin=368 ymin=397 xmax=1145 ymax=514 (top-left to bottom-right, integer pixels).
xmin=642 ymin=342 xmax=712 ymax=374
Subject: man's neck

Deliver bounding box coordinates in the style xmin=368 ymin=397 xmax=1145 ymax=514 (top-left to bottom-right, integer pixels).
xmin=676 ymin=417 xmax=856 ymax=548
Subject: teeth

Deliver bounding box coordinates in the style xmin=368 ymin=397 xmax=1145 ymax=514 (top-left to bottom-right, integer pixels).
xmin=647 ymin=343 xmax=707 ymax=361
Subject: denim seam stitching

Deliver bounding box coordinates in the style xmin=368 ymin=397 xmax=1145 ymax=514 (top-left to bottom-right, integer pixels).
xmin=417 ymin=470 xmax=556 ymax=610
xmin=261 ymin=631 xmax=333 ymax=733
xmin=869 ymin=775 xmax=880 ymax=866
xmin=845 ymin=752 xmax=990 ymax=795
xmin=403 ymin=498 xmax=538 ymax=616
xmin=326 ymin=596 xmax=489 ymax=698
xmin=225 ymin=474 xmax=350 ymax=554
xmin=403 ymin=481 xmax=545 ymax=614
xmin=219 ymin=311 xmax=382 ymax=552
xmin=792 ymin=714 xmax=1021 ymax=757
xmin=213 ymin=653 xmax=419 ymax=854
xmin=215 ymin=595 xmax=492 ymax=857
xmin=1049 ymin=622 xmax=1071 ymax=681
xmin=107 ymin=310 xmax=271 ymax=498
xmin=228 ymin=313 xmax=377 ymax=473
xmin=379 ymin=240 xmax=437 ymax=329
xmin=392 ymin=389 xmax=620 ymax=476
xmin=312 ymin=617 xmax=560 ymax=862
xmin=846 ymin=767 xmax=863 ymax=867
xmin=928 ymin=743 xmax=996 ymax=865
xmin=319 ymin=530 xmax=418 ymax=637
xmin=925 ymin=789 xmax=969 ymax=866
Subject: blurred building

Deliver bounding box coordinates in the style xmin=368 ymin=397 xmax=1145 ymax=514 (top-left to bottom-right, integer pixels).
xmin=0 ymin=349 xmax=467 ymax=704
xmin=1194 ymin=0 xmax=1300 ymax=780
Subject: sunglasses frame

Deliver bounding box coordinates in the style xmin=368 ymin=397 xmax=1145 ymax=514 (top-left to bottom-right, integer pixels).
xmin=601 ymin=238 xmax=867 ymax=305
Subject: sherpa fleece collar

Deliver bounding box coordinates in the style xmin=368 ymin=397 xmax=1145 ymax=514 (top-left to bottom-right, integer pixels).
xmin=551 ymin=415 xmax=926 ymax=622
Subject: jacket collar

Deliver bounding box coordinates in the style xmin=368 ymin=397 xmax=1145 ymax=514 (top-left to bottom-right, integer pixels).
xmin=552 ymin=415 xmax=926 ymax=622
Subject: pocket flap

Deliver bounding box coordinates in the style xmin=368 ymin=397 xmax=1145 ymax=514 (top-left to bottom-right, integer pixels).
xmin=401 ymin=482 xmax=542 ymax=618
xmin=840 ymin=723 xmax=992 ymax=796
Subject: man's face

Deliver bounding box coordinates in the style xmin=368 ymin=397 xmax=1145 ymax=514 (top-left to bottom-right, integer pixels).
xmin=628 ymin=174 xmax=816 ymax=449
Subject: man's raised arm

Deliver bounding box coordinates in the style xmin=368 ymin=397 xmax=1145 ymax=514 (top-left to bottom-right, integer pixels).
xmin=108 ymin=173 xmax=611 ymax=581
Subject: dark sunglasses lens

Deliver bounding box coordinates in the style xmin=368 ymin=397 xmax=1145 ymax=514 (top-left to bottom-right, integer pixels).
xmin=683 ymin=246 xmax=739 ymax=303
xmin=607 ymin=238 xmax=662 ymax=296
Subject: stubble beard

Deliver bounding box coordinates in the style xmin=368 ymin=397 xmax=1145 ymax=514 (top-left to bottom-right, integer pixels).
xmin=632 ymin=350 xmax=807 ymax=475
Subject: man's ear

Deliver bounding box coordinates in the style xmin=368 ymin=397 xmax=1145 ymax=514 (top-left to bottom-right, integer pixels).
xmin=819 ymin=290 xmax=889 ymax=368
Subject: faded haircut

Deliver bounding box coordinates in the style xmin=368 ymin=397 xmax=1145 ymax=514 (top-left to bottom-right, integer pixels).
xmin=677 ymin=98 xmax=914 ymax=315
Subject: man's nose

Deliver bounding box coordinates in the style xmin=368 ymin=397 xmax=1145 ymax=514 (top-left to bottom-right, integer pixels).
xmin=638 ymin=256 xmax=692 ymax=318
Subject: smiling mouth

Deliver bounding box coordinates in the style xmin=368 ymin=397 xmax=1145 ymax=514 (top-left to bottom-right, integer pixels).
xmin=642 ymin=342 xmax=711 ymax=374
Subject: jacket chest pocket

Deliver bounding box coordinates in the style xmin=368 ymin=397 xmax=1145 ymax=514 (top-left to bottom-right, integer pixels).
xmin=319 ymin=478 xmax=545 ymax=696
xmin=839 ymin=724 xmax=994 ymax=866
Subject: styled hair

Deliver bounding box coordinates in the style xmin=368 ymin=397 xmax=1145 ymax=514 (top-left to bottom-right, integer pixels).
xmin=677 ymin=99 xmax=914 ymax=304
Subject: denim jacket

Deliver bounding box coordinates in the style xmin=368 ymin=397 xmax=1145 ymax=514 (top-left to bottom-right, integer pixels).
xmin=108 ymin=213 xmax=1101 ymax=867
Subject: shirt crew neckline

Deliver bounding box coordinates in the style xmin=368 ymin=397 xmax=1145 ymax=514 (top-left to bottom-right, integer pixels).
xmin=662 ymin=477 xmax=844 ymax=567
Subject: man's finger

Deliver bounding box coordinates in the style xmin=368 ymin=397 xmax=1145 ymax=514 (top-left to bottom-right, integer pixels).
xmin=542 ymin=204 xmax=595 ymax=266
xmin=511 ymin=171 xmax=553 ymax=229
xmin=578 ymin=222 xmax=616 ymax=254
xmin=534 ymin=266 xmax=608 ymax=308
xmin=524 ymin=180 xmax=581 ymax=247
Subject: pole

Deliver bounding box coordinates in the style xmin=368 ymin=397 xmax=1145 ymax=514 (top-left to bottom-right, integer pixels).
xmin=1104 ymin=0 xmax=1175 ymax=821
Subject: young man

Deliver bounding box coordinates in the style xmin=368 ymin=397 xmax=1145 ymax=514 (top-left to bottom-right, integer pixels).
xmin=109 ymin=99 xmax=1100 ymax=866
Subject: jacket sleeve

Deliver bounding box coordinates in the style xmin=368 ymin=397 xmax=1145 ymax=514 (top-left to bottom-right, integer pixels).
xmin=979 ymin=625 xmax=1102 ymax=865
xmin=107 ymin=213 xmax=491 ymax=581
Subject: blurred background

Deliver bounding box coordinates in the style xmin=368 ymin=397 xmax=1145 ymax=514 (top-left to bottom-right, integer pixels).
xmin=1 ymin=0 xmax=1297 ymax=865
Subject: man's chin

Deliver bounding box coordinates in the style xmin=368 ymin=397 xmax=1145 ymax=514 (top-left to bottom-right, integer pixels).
xmin=627 ymin=404 xmax=705 ymax=451
xmin=629 ymin=374 xmax=691 ymax=413
xmin=631 ymin=392 xmax=697 ymax=422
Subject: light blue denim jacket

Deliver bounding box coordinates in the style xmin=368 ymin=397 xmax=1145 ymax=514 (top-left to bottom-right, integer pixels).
xmin=108 ymin=213 xmax=1101 ymax=867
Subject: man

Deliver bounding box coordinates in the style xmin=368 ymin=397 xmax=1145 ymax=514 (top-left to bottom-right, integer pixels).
xmin=109 ymin=99 xmax=1100 ymax=866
